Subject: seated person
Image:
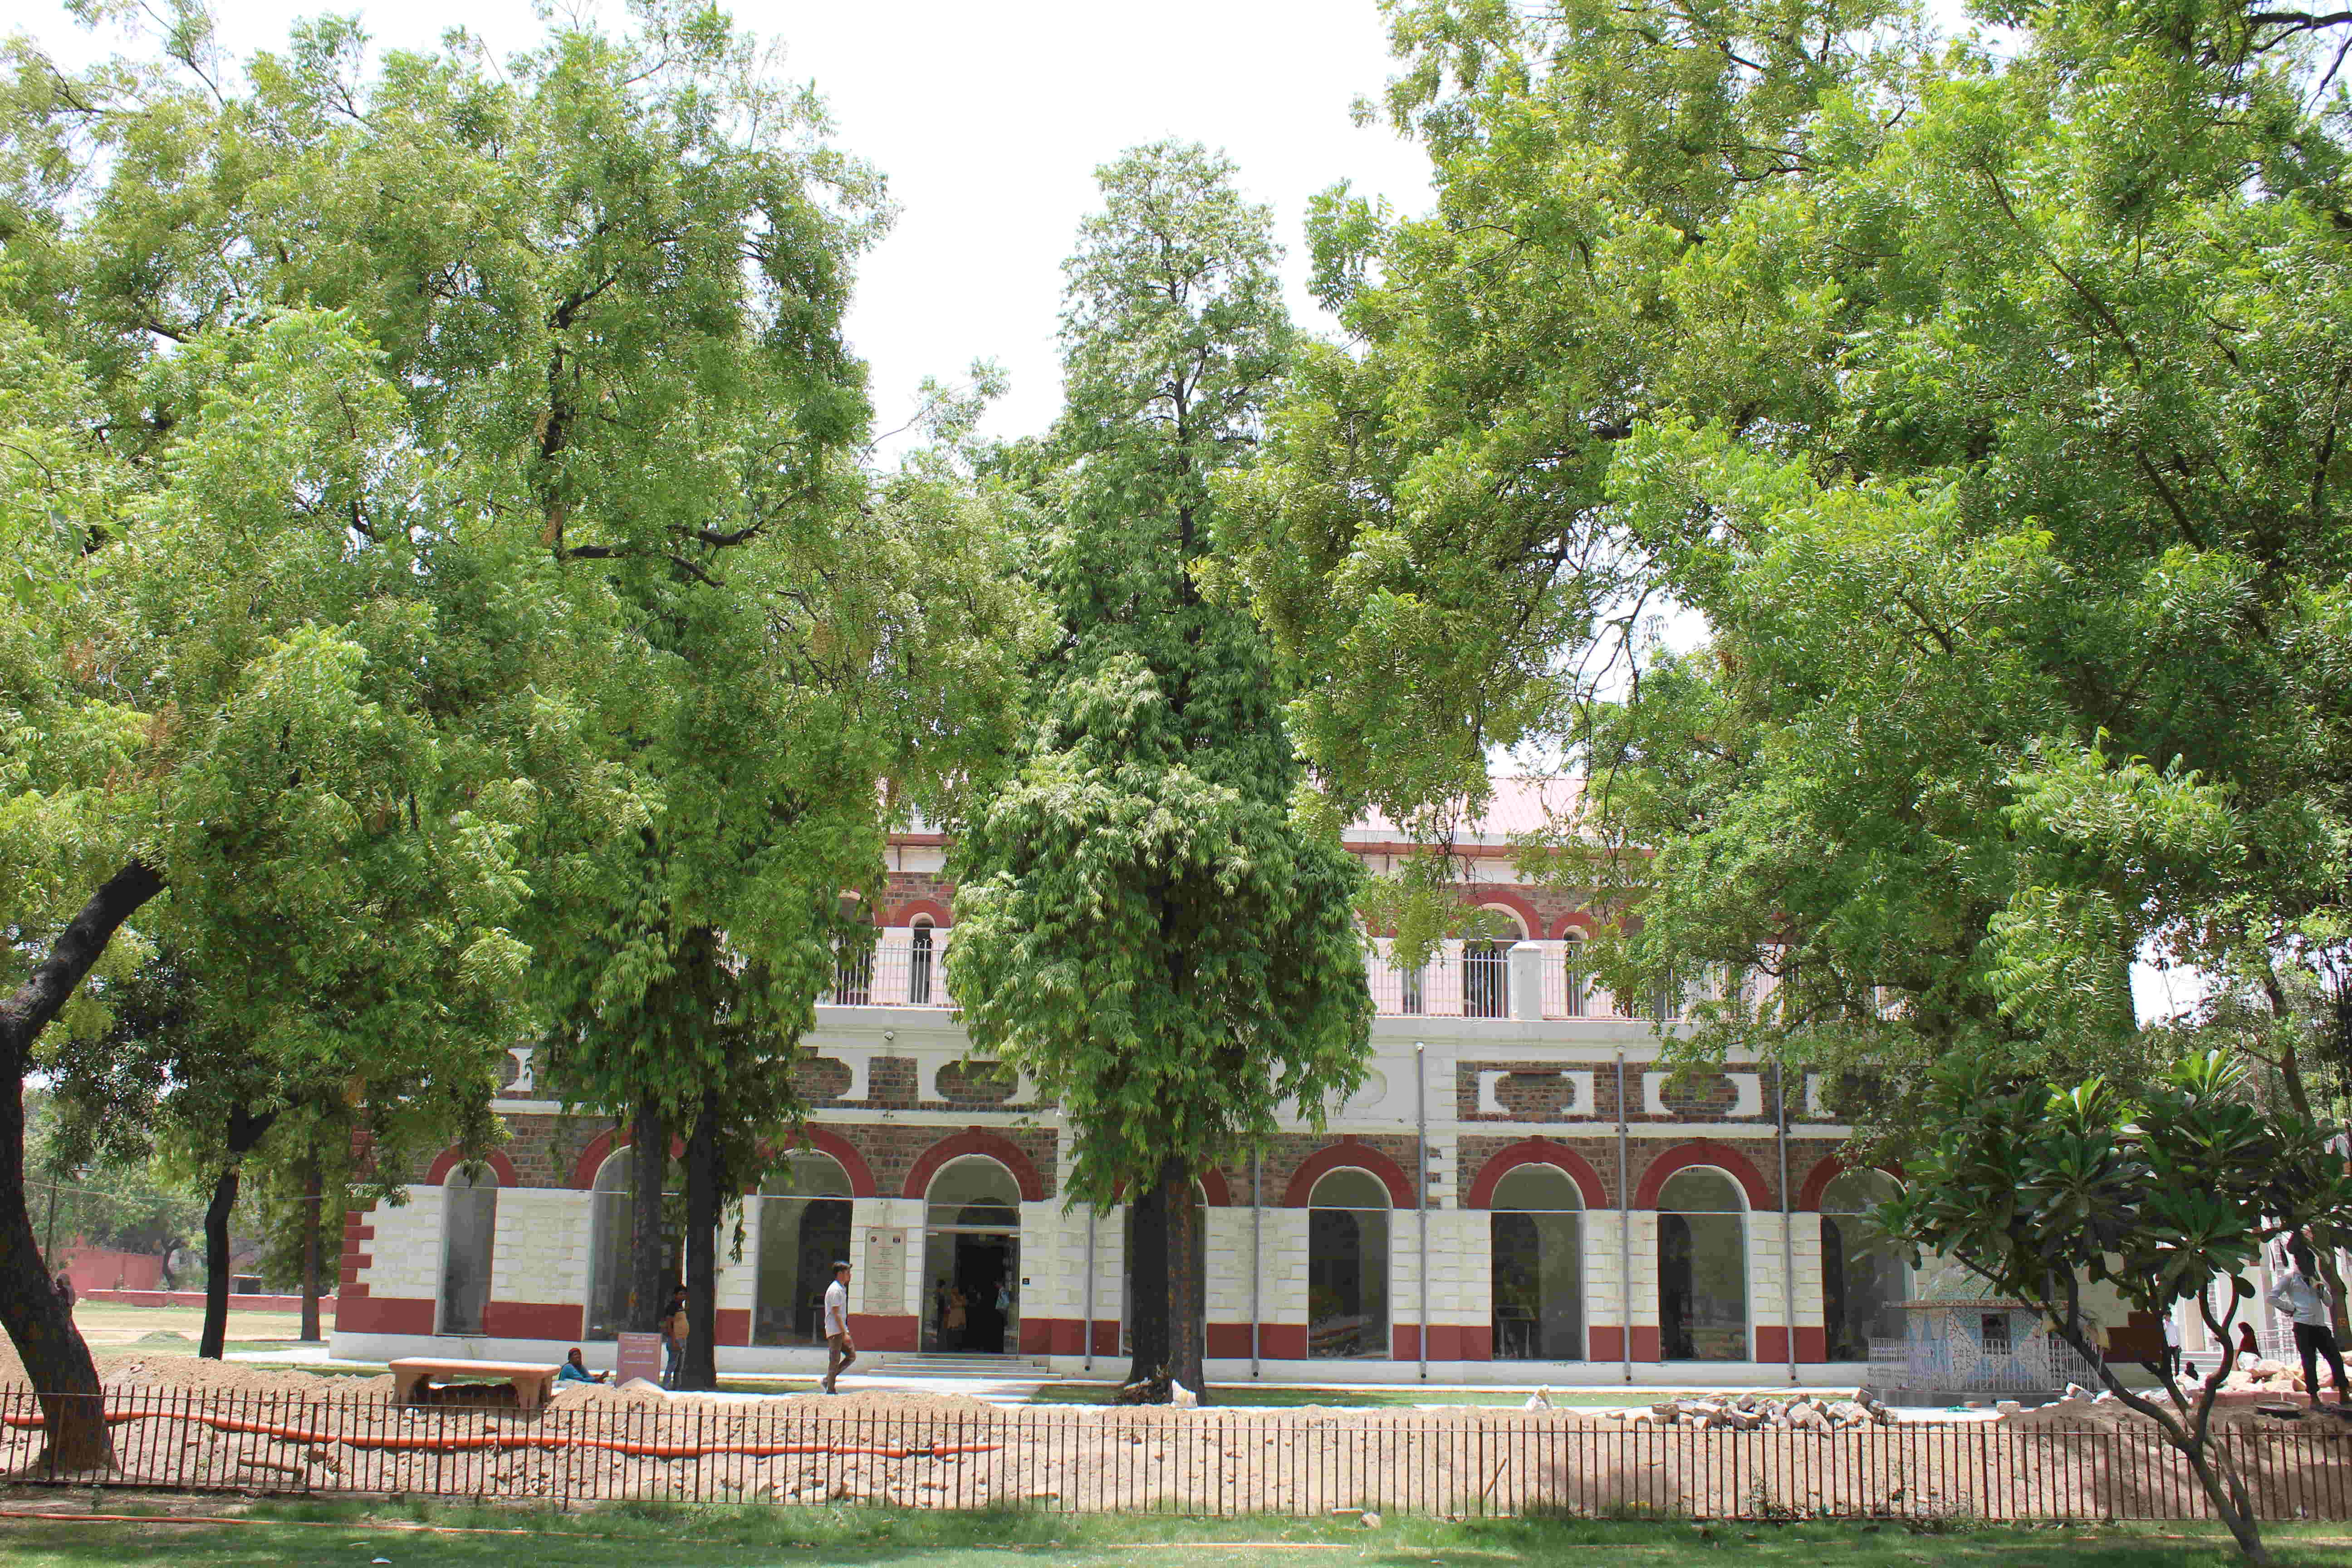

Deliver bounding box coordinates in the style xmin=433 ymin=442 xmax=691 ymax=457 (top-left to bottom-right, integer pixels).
xmin=557 ymin=1347 xmax=606 ymax=1385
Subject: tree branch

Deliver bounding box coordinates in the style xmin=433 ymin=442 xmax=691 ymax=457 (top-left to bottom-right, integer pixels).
xmin=0 ymin=860 xmax=166 ymax=1073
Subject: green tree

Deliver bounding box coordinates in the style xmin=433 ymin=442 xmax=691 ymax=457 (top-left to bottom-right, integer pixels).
xmin=5 ymin=2 xmax=1036 ymax=1408
xmin=1883 ymin=1051 xmax=2352 ymax=1564
xmin=948 ymin=143 xmax=1373 ymax=1398
xmin=1226 ymin=3 xmax=2352 ymax=1196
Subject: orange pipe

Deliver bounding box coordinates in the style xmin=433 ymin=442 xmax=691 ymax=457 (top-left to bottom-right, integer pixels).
xmin=6 ymin=1409 xmax=996 ymax=1461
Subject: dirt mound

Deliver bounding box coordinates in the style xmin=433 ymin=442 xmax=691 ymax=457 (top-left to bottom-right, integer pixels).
xmin=774 ymin=1387 xmax=998 ymax=1413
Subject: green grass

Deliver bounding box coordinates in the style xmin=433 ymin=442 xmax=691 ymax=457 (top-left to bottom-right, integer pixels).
xmin=0 ymin=1499 xmax=2342 ymax=1567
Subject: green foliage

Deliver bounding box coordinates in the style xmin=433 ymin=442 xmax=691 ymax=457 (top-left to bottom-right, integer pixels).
xmin=0 ymin=2 xmax=1036 ymax=1390
xmin=1881 ymin=1049 xmax=2352 ymax=1558
xmin=949 ymin=143 xmax=1373 ymax=1210
xmin=1225 ymin=0 xmax=2352 ymax=1125
xmin=1884 ymin=1050 xmax=2351 ymax=1330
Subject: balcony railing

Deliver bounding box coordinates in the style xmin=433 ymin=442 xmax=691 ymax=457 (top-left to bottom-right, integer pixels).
xmin=824 ymin=929 xmax=951 ymax=1007
xmin=820 ymin=932 xmax=1704 ymax=1021
xmin=1368 ymin=938 xmax=1650 ymax=1020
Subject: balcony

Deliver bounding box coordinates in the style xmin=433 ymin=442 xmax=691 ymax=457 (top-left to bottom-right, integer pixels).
xmin=820 ymin=931 xmax=1708 ymax=1023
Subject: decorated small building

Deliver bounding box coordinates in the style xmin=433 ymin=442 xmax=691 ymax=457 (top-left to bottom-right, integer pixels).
xmin=331 ymin=781 xmax=1912 ymax=1383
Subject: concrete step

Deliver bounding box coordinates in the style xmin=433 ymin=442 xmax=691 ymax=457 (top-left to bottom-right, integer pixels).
xmin=870 ymin=1354 xmax=1058 ymax=1380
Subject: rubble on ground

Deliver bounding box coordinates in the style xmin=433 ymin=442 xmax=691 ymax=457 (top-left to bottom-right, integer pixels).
xmin=1596 ymin=1393 xmax=1893 ymax=1431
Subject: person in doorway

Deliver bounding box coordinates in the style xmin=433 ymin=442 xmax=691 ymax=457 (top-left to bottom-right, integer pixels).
xmin=558 ymin=1347 xmax=605 ymax=1385
xmin=661 ymin=1285 xmax=690 ymax=1390
xmin=2274 ymin=1238 xmax=2349 ymax=1409
xmin=822 ymin=1261 xmax=856 ymax=1394
xmin=944 ymin=1285 xmax=968 ymax=1347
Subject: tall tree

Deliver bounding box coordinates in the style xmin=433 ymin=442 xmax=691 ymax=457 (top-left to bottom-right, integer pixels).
xmin=1223 ymin=2 xmax=2352 ymax=1179
xmin=949 ymin=143 xmax=1373 ymax=1399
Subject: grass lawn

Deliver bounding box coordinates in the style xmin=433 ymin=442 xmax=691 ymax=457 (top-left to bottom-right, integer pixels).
xmin=0 ymin=1499 xmax=2342 ymax=1567
xmin=68 ymin=1302 xmax=316 ymax=1358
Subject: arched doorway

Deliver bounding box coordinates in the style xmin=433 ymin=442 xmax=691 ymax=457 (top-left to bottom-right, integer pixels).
xmin=1820 ymin=1169 xmax=1907 ymax=1360
xmin=921 ymin=1156 xmax=1021 ymax=1354
xmin=1121 ymin=1181 xmax=1209 ymax=1355
xmin=1307 ymin=1167 xmax=1391 ymax=1358
xmin=909 ymin=917 xmax=937 ymax=1005
xmin=1657 ymin=1166 xmax=1747 ymax=1360
xmin=585 ymin=1146 xmax=681 ymax=1341
xmin=753 ymin=1152 xmax=855 ymax=1346
xmin=437 ymin=1164 xmax=498 ymax=1337
xmin=1490 ymin=1164 xmax=1583 ymax=1360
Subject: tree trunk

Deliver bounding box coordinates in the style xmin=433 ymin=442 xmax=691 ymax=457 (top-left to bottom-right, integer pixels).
xmin=0 ymin=1075 xmax=111 ymax=1470
xmin=681 ymin=1102 xmax=721 ymax=1392
xmin=200 ymin=1107 xmax=276 ymax=1361
xmin=0 ymin=859 xmax=162 ymax=1472
xmin=629 ymin=1100 xmax=668 ymax=1333
xmin=299 ymin=1154 xmax=324 ymax=1343
xmin=199 ymin=1164 xmax=240 ymax=1361
xmin=1162 ymin=1158 xmax=1207 ymax=1401
xmin=1125 ymin=1176 xmax=1168 ymax=1386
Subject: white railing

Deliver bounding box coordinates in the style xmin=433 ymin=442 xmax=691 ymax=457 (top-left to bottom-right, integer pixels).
xmin=820 ymin=932 xmax=1718 ymax=1021
xmin=823 ymin=929 xmax=952 ymax=1007
xmin=1367 ymin=938 xmax=1641 ymax=1021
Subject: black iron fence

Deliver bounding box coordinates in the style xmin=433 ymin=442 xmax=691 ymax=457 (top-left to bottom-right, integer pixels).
xmin=4 ymin=1388 xmax=2349 ymax=1520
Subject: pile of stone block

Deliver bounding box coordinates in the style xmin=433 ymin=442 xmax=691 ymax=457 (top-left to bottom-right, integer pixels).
xmin=1599 ymin=1393 xmax=1896 ymax=1431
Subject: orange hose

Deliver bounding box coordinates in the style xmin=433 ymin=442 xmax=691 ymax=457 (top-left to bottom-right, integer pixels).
xmin=5 ymin=1408 xmax=996 ymax=1460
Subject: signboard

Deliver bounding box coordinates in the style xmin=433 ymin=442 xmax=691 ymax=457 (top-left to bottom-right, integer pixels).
xmin=614 ymin=1330 xmax=663 ymax=1387
xmin=863 ymin=1225 xmax=906 ymax=1314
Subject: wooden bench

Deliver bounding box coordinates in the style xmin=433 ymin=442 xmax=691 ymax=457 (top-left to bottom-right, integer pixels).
xmin=389 ymin=1357 xmax=561 ymax=1413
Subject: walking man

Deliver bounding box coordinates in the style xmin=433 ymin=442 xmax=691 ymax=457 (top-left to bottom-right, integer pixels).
xmin=2274 ymin=1237 xmax=2349 ymax=1409
xmin=823 ymin=1261 xmax=856 ymax=1394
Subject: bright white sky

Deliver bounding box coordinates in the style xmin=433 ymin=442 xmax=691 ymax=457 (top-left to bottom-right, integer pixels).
xmin=22 ymin=0 xmax=1435 ymax=450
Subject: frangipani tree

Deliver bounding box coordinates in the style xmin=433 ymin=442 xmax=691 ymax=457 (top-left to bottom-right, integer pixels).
xmin=1882 ymin=1051 xmax=2352 ymax=1564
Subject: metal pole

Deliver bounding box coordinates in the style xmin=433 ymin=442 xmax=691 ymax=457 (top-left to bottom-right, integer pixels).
xmin=1083 ymin=1207 xmax=1095 ymax=1373
xmin=42 ymin=1175 xmax=59 ymax=1271
xmin=1617 ymin=1051 xmax=1631 ymax=1383
xmin=1777 ymin=1060 xmax=1795 ymax=1382
xmin=1416 ymin=1041 xmax=1429 ymax=1383
xmin=1250 ymin=1146 xmax=1262 ymax=1379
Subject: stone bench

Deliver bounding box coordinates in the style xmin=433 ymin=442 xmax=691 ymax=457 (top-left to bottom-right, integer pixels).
xmin=389 ymin=1357 xmax=561 ymax=1413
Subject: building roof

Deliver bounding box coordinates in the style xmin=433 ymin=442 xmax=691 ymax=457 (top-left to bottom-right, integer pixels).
xmin=1342 ymin=776 xmax=1583 ymax=850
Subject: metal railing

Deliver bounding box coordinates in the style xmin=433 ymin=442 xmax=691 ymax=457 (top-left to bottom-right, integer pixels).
xmin=4 ymin=1387 xmax=2347 ymax=1519
xmin=1882 ymin=1333 xmax=2105 ymax=1397
xmin=1367 ymin=938 xmax=1640 ymax=1020
xmin=823 ymin=931 xmax=951 ymax=1008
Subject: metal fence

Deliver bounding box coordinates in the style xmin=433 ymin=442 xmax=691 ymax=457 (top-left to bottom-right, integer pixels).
xmin=4 ymin=1388 xmax=2349 ymax=1519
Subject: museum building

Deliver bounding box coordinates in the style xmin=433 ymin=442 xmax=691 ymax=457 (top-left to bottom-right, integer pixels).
xmin=328 ymin=780 xmax=1911 ymax=1383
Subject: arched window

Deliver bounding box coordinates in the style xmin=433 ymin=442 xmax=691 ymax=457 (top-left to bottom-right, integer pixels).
xmin=1820 ymin=1169 xmax=1907 ymax=1361
xmin=438 ymin=1164 xmax=499 ymax=1337
xmin=1490 ymin=1165 xmax=1583 ymax=1360
xmin=1657 ymin=1167 xmax=1746 ymax=1361
xmin=1308 ymin=1168 xmax=1391 ymax=1358
xmin=1560 ymin=931 xmax=1588 ymax=1018
xmin=1121 ymin=1182 xmax=1209 ymax=1355
xmin=909 ymin=918 xmax=936 ymax=1006
xmin=921 ymin=1156 xmax=1021 ymax=1355
xmin=753 ymin=1153 xmax=855 ymax=1347
xmin=585 ymin=1147 xmax=681 ymax=1342
xmin=1464 ymin=908 xmax=1525 ymax=1018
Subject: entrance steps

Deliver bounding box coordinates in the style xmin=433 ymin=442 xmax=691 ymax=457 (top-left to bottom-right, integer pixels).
xmin=868 ymin=1353 xmax=1059 ymax=1381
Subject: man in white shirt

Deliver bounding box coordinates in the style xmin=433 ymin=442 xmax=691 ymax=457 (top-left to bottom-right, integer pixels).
xmin=2274 ymin=1237 xmax=2348 ymax=1410
xmin=822 ymin=1261 xmax=856 ymax=1394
